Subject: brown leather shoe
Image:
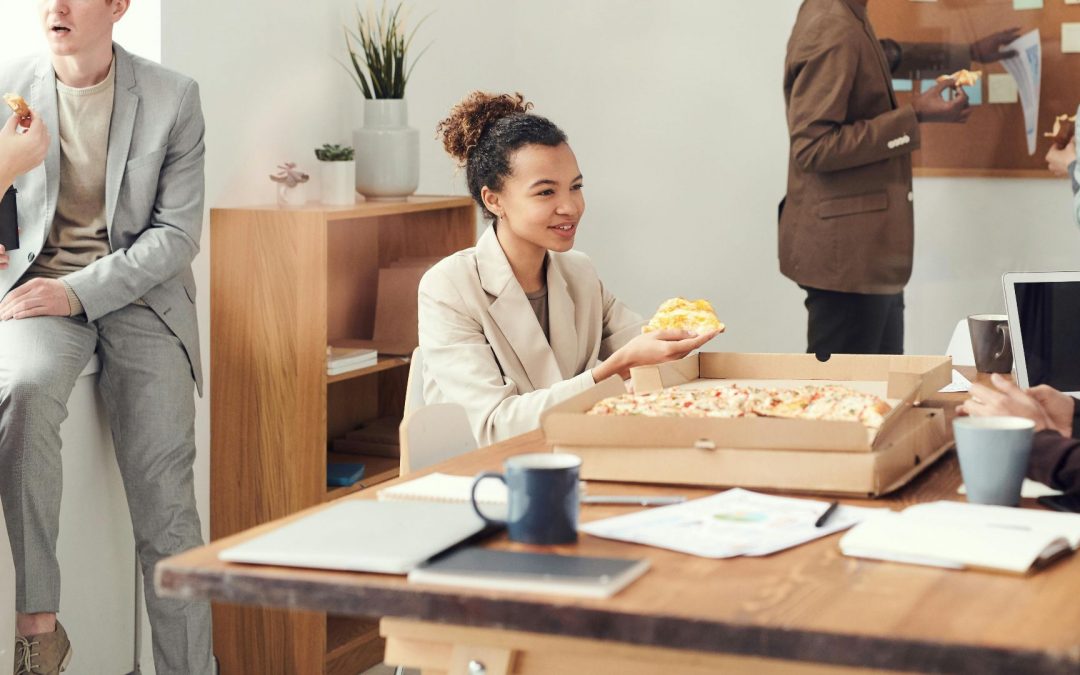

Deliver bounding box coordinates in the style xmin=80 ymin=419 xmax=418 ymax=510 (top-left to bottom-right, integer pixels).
xmin=13 ymin=622 xmax=71 ymax=675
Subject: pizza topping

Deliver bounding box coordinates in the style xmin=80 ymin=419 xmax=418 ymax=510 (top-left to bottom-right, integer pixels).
xmin=586 ymin=383 xmax=892 ymax=429
xmin=643 ymin=297 xmax=726 ymax=335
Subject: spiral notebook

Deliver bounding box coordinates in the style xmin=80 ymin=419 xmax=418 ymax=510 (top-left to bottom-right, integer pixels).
xmin=378 ymin=472 xmax=508 ymax=507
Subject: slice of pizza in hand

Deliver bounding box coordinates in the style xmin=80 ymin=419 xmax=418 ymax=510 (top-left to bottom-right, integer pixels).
xmin=642 ymin=297 xmax=726 ymax=335
xmin=3 ymin=93 xmax=31 ymax=127
xmin=937 ymin=69 xmax=982 ymax=89
xmin=1044 ymin=113 xmax=1077 ymax=150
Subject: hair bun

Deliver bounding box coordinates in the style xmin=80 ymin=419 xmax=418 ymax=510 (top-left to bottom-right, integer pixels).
xmin=437 ymin=91 xmax=533 ymax=165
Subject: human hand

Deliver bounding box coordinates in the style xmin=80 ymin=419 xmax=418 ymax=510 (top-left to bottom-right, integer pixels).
xmin=1028 ymin=385 xmax=1075 ymax=437
xmin=594 ymin=329 xmax=720 ymax=381
xmin=0 ymin=111 xmax=49 ymax=186
xmin=970 ymin=27 xmax=1021 ymax=63
xmin=0 ymin=244 xmax=8 ymax=271
xmin=0 ymin=278 xmax=71 ymax=320
xmin=958 ymin=373 xmax=1052 ymax=432
xmin=1045 ymin=142 xmax=1076 ymax=177
xmin=913 ymin=79 xmax=971 ymax=124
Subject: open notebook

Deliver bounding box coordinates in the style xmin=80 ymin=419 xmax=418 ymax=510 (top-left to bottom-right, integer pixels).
xmin=378 ymin=473 xmax=508 ymax=507
xmin=840 ymin=501 xmax=1080 ymax=574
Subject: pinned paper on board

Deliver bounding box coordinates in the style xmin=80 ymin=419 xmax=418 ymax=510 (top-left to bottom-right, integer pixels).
xmin=1012 ymin=0 xmax=1042 ymax=8
xmin=988 ymin=73 xmax=1019 ymax=103
xmin=892 ymin=79 xmax=913 ymax=92
xmin=999 ymin=29 xmax=1041 ymax=154
xmin=1062 ymin=23 xmax=1080 ymax=54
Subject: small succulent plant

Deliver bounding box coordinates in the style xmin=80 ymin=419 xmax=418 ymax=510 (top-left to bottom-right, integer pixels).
xmin=269 ymin=162 xmax=310 ymax=188
xmin=315 ymin=144 xmax=355 ymax=162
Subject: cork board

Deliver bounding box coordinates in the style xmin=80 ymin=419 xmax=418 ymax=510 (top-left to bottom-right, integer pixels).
xmin=869 ymin=0 xmax=1080 ymax=178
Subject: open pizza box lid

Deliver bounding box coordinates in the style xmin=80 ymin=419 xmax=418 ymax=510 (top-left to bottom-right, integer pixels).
xmin=542 ymin=352 xmax=952 ymax=454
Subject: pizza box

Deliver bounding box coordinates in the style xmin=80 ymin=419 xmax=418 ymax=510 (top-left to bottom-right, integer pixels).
xmin=540 ymin=352 xmax=953 ymax=497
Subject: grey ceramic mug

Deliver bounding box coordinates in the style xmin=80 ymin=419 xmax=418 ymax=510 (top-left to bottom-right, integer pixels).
xmin=953 ymin=416 xmax=1034 ymax=506
xmin=470 ymin=453 xmax=581 ymax=545
xmin=967 ymin=314 xmax=1013 ymax=374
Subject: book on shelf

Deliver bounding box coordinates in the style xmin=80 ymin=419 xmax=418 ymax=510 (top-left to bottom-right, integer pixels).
xmin=326 ymin=345 xmax=378 ymax=375
xmin=326 ymin=462 xmax=366 ymax=487
xmin=840 ymin=500 xmax=1080 ymax=574
xmin=333 ymin=417 xmax=402 ymax=457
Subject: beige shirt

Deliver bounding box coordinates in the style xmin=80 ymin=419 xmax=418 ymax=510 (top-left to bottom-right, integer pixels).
xmin=25 ymin=61 xmax=115 ymax=312
xmin=525 ymin=286 xmax=550 ymax=341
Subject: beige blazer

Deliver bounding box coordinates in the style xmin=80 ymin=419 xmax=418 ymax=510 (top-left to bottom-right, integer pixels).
xmin=418 ymin=226 xmax=643 ymax=446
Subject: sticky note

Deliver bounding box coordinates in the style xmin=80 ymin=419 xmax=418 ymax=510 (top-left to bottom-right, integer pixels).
xmin=962 ymin=84 xmax=982 ymax=105
xmin=921 ymin=79 xmax=952 ymax=99
xmin=1063 ymin=23 xmax=1080 ymax=53
xmin=988 ymin=73 xmax=1019 ymax=103
xmin=1012 ymin=0 xmax=1042 ymax=8
xmin=892 ymin=79 xmax=913 ymax=92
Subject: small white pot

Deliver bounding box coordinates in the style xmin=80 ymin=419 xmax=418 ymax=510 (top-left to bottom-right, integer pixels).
xmin=320 ymin=160 xmax=357 ymax=205
xmin=276 ymin=182 xmax=308 ymax=207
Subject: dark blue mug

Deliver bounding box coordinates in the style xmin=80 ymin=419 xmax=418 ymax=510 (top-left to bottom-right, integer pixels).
xmin=470 ymin=453 xmax=581 ymax=545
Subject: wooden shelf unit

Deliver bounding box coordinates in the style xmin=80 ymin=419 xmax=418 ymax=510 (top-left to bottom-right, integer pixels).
xmin=209 ymin=195 xmax=476 ymax=674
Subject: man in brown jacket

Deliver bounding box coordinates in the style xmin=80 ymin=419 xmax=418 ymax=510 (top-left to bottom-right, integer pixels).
xmin=781 ymin=0 xmax=1019 ymax=355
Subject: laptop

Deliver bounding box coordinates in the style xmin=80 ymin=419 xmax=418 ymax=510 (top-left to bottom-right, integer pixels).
xmin=1003 ymin=271 xmax=1080 ymax=395
xmin=219 ymin=500 xmax=487 ymax=574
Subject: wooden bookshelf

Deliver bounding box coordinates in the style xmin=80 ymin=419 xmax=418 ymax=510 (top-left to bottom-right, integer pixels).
xmin=209 ymin=195 xmax=475 ymax=674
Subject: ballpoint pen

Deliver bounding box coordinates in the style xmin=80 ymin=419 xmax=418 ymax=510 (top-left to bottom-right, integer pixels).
xmin=814 ymin=501 xmax=840 ymax=527
xmin=581 ymin=495 xmax=687 ymax=507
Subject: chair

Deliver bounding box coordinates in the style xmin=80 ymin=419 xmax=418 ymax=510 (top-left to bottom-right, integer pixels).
xmin=945 ymin=319 xmax=975 ymax=367
xmin=399 ymin=347 xmax=478 ymax=476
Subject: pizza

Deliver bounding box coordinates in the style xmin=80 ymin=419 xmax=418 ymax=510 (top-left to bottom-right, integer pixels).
xmin=1044 ymin=113 xmax=1077 ymax=150
xmin=937 ymin=69 xmax=982 ymax=88
xmin=643 ymin=297 xmax=725 ymax=335
xmin=3 ymin=93 xmax=29 ymax=122
xmin=586 ymin=383 xmax=892 ymax=429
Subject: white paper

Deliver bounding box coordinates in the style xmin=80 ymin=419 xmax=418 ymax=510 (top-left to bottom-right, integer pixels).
xmin=938 ymin=369 xmax=972 ymax=393
xmin=1000 ymin=29 xmax=1041 ymax=155
xmin=1062 ymin=23 xmax=1080 ymax=54
xmin=581 ymin=488 xmax=881 ymax=559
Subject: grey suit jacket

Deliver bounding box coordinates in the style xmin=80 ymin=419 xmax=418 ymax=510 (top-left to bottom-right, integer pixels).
xmin=0 ymin=44 xmax=205 ymax=393
xmin=418 ymin=226 xmax=643 ymax=446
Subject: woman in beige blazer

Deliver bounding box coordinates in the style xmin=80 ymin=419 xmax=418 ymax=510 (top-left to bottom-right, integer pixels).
xmin=420 ymin=92 xmax=719 ymax=446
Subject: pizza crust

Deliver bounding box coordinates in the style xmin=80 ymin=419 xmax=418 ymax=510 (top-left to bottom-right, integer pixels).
xmin=3 ymin=93 xmax=29 ymax=120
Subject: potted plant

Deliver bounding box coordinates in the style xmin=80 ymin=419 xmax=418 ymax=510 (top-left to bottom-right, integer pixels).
xmin=270 ymin=162 xmax=310 ymax=207
xmin=315 ymin=143 xmax=357 ymax=205
xmin=342 ymin=1 xmax=430 ymax=201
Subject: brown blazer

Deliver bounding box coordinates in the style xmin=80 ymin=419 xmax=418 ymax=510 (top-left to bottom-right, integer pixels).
xmin=780 ymin=0 xmax=968 ymax=295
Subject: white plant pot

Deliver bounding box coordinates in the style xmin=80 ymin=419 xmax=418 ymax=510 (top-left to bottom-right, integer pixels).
xmin=320 ymin=160 xmax=356 ymax=205
xmin=276 ymin=182 xmax=308 ymax=207
xmin=354 ymin=99 xmax=419 ymax=201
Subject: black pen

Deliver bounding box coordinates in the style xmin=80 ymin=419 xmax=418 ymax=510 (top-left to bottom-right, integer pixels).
xmin=814 ymin=501 xmax=839 ymax=528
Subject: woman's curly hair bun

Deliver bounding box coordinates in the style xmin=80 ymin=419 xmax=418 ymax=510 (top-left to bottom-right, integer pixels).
xmin=437 ymin=92 xmax=533 ymax=165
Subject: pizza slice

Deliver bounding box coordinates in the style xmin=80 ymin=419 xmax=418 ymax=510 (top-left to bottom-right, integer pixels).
xmin=1044 ymin=113 xmax=1077 ymax=150
xmin=937 ymin=69 xmax=982 ymax=88
xmin=643 ymin=297 xmax=726 ymax=335
xmin=3 ymin=93 xmax=30 ymax=124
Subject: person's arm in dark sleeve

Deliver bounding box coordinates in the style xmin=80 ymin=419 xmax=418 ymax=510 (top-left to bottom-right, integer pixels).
xmin=788 ymin=29 xmax=921 ymax=173
xmin=1028 ymin=430 xmax=1080 ymax=491
xmin=1071 ymin=397 xmax=1080 ymax=440
xmin=882 ymin=39 xmax=971 ymax=79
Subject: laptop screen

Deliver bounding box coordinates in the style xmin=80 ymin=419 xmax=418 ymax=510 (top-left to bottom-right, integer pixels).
xmin=1014 ymin=280 xmax=1080 ymax=392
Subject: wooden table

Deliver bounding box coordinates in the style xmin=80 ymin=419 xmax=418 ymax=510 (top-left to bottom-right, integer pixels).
xmin=158 ymin=429 xmax=1080 ymax=675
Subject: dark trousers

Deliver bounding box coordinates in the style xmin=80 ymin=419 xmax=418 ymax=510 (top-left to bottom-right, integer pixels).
xmin=801 ymin=286 xmax=905 ymax=356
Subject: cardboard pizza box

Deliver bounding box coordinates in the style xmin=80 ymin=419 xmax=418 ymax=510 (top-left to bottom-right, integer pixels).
xmin=540 ymin=352 xmax=953 ymax=497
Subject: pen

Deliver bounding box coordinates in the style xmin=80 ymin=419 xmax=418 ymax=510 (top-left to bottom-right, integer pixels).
xmin=814 ymin=500 xmax=839 ymax=528
xmin=581 ymin=495 xmax=687 ymax=506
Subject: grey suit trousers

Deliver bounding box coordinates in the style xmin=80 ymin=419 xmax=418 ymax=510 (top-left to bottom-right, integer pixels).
xmin=0 ymin=305 xmax=213 ymax=675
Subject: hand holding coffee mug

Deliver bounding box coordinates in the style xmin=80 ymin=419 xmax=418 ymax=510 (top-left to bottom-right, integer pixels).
xmin=470 ymin=453 xmax=581 ymax=545
xmin=953 ymin=416 xmax=1034 ymax=506
xmin=967 ymin=314 xmax=1013 ymax=374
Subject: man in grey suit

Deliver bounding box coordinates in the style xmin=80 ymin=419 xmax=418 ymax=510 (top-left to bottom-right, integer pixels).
xmin=0 ymin=1 xmax=212 ymax=673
